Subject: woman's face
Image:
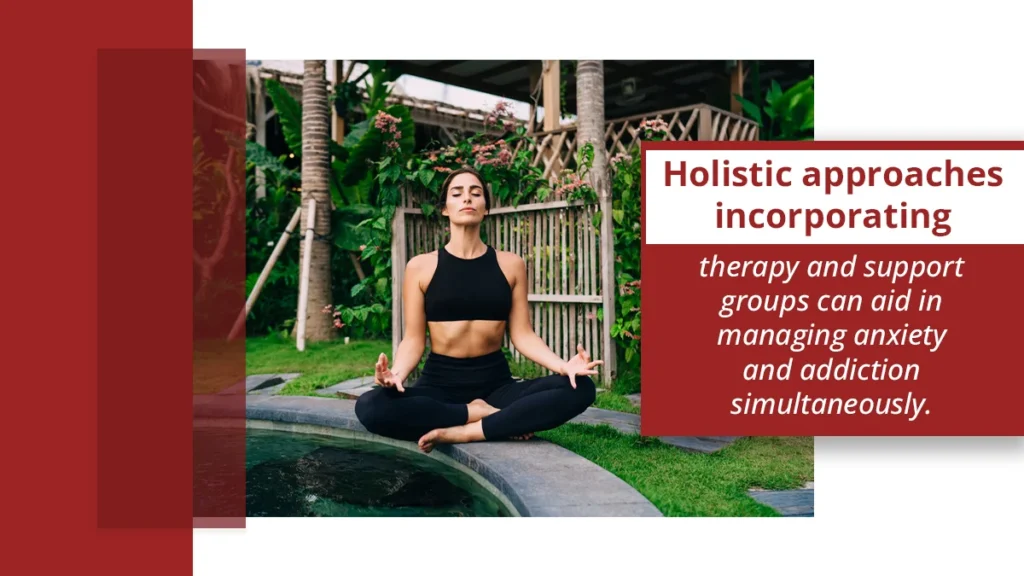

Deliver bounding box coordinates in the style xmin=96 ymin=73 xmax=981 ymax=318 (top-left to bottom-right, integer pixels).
xmin=442 ymin=172 xmax=487 ymax=224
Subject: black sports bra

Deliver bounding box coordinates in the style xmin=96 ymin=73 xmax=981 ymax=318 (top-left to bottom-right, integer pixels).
xmin=424 ymin=245 xmax=512 ymax=322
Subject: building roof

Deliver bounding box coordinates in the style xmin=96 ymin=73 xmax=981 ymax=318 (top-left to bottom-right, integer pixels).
xmin=356 ymin=60 xmax=813 ymax=120
xmin=251 ymin=66 xmax=516 ymax=129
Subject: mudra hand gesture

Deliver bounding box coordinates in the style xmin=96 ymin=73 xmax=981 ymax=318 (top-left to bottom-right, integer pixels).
xmin=562 ymin=344 xmax=603 ymax=388
xmin=374 ymin=353 xmax=405 ymax=392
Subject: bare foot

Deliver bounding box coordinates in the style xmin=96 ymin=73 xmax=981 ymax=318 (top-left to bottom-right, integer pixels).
xmin=418 ymin=421 xmax=484 ymax=453
xmin=466 ymin=399 xmax=499 ymax=423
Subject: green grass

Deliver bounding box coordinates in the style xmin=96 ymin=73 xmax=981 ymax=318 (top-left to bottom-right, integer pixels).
xmin=246 ymin=335 xmax=814 ymax=516
xmin=592 ymin=390 xmax=639 ymax=414
xmin=246 ymin=334 xmax=390 ymax=395
xmin=536 ymin=425 xmax=812 ymax=516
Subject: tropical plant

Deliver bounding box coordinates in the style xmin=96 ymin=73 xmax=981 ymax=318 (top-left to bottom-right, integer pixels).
xmin=734 ymin=75 xmax=814 ymax=141
xmin=603 ymin=120 xmax=665 ymax=370
xmin=245 ymin=61 xmax=414 ymax=338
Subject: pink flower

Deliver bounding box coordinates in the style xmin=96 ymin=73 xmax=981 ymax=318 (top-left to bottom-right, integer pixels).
xmin=333 ymin=320 xmax=345 ymax=329
xmin=554 ymin=172 xmax=586 ymax=197
xmin=374 ymin=111 xmax=400 ymax=131
xmin=484 ymin=101 xmax=514 ymax=128
xmin=474 ymin=140 xmax=514 ymax=167
xmin=638 ymin=118 xmax=670 ymax=138
xmin=610 ymin=152 xmax=631 ymax=168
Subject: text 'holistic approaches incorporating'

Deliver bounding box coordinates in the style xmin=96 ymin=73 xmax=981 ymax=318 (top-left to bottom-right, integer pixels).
xmin=641 ymin=144 xmax=1024 ymax=435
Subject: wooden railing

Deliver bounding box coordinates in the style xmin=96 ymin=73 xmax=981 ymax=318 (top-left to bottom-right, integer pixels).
xmin=516 ymin=104 xmax=759 ymax=179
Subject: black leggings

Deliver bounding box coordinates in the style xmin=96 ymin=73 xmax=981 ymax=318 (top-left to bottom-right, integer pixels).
xmin=354 ymin=350 xmax=596 ymax=442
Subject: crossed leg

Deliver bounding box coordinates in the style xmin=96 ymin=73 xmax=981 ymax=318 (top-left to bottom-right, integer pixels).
xmin=417 ymin=374 xmax=596 ymax=452
xmin=354 ymin=385 xmax=472 ymax=442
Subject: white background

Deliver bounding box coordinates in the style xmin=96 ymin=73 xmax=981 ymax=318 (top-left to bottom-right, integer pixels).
xmin=194 ymin=1 xmax=1024 ymax=574
xmin=646 ymin=149 xmax=1024 ymax=244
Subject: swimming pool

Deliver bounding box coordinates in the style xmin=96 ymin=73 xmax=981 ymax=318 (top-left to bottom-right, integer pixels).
xmin=245 ymin=427 xmax=514 ymax=517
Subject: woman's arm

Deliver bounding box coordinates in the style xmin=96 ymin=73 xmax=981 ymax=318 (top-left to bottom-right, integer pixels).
xmin=505 ymin=254 xmax=570 ymax=375
xmin=388 ymin=255 xmax=428 ymax=383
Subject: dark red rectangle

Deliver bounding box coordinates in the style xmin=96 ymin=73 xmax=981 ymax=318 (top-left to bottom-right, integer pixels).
xmin=98 ymin=48 xmax=196 ymax=529
xmin=191 ymin=50 xmax=248 ymax=527
xmin=642 ymin=244 xmax=1024 ymax=435
xmin=640 ymin=140 xmax=1024 ymax=436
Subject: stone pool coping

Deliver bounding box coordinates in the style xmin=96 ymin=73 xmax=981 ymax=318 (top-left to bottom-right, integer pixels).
xmin=198 ymin=394 xmax=662 ymax=517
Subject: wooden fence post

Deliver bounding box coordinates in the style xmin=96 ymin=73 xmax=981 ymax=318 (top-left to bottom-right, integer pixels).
xmin=296 ymin=198 xmax=317 ymax=351
xmin=391 ymin=208 xmax=407 ymax=363
xmin=698 ymin=105 xmax=713 ymax=141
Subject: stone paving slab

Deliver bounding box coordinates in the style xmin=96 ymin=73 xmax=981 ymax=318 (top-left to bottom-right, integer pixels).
xmin=570 ymin=407 xmax=641 ymax=434
xmin=747 ymin=488 xmax=814 ymax=517
xmin=249 ymin=382 xmax=286 ymax=396
xmin=245 ymin=373 xmax=300 ymax=396
xmin=333 ymin=385 xmax=375 ymax=399
xmin=320 ymin=376 xmax=375 ymax=396
xmin=625 ymin=393 xmax=641 ymax=406
xmin=242 ymin=395 xmax=662 ymax=517
xmin=571 ymin=408 xmax=740 ymax=454
xmin=245 ymin=375 xmax=279 ymax=392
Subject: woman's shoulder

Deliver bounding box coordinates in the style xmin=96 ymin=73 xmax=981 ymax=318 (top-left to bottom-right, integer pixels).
xmin=406 ymin=251 xmax=440 ymax=291
xmin=407 ymin=250 xmax=439 ymax=272
xmin=494 ymin=249 xmax=526 ymax=272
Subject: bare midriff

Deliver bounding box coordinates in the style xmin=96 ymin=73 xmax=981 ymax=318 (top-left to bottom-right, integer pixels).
xmin=427 ymin=320 xmax=506 ymax=357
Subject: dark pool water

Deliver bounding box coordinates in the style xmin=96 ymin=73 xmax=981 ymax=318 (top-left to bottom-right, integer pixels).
xmin=245 ymin=427 xmax=512 ymax=517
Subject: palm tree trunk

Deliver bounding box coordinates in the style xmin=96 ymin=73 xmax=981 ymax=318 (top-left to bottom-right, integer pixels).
xmin=298 ymin=60 xmax=335 ymax=341
xmin=575 ymin=60 xmax=615 ymax=385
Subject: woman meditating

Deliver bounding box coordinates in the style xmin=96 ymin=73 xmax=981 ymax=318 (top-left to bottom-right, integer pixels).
xmin=355 ymin=166 xmax=603 ymax=453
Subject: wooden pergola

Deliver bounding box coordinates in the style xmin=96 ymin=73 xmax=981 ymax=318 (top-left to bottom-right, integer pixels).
xmin=355 ymin=60 xmax=813 ymax=129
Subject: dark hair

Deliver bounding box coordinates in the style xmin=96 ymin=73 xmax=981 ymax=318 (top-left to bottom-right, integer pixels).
xmin=438 ymin=165 xmax=491 ymax=215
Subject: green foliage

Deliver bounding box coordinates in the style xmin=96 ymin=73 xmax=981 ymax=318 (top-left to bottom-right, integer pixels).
xmin=265 ymin=79 xmax=303 ymax=156
xmin=247 ymin=61 xmax=413 ymax=338
xmin=249 ymin=70 xmax=619 ymax=354
xmin=339 ymin=105 xmax=415 ymax=190
xmin=245 ymin=140 xmax=298 ymax=184
xmin=244 ymin=154 xmax=302 ymax=336
xmin=608 ymin=147 xmax=644 ymax=371
xmin=734 ymin=75 xmax=814 ymax=141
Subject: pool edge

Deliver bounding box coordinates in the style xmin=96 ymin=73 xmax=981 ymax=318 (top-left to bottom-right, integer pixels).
xmin=195 ymin=394 xmax=663 ymax=517
xmin=242 ymin=418 xmax=522 ymax=517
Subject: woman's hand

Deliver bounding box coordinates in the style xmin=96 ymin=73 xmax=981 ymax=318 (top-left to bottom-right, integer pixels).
xmin=561 ymin=344 xmax=603 ymax=388
xmin=375 ymin=353 xmax=405 ymax=392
